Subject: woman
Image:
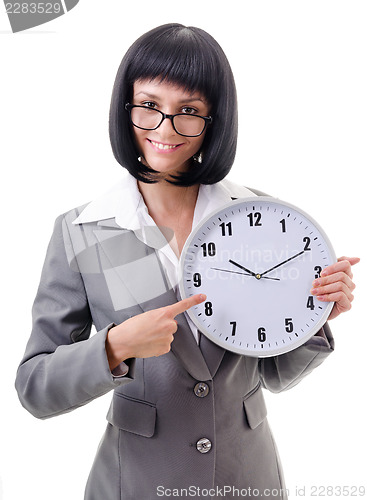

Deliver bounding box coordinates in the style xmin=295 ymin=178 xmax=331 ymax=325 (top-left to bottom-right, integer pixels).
xmin=15 ymin=24 xmax=358 ymax=499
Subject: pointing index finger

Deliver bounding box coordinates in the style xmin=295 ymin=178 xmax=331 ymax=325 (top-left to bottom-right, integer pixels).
xmin=168 ymin=294 xmax=207 ymax=318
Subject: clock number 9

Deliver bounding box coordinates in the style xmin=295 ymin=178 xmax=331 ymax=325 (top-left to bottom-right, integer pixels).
xmin=258 ymin=327 xmax=266 ymax=343
xmin=193 ymin=273 xmax=201 ymax=287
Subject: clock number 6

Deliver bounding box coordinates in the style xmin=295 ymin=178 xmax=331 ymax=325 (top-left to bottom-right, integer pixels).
xmin=258 ymin=327 xmax=266 ymax=343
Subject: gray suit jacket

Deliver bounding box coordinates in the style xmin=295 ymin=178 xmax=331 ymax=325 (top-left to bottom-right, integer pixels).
xmin=15 ymin=181 xmax=334 ymax=500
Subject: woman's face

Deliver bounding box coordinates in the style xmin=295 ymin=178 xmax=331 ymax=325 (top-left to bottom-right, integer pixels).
xmin=131 ymin=78 xmax=210 ymax=179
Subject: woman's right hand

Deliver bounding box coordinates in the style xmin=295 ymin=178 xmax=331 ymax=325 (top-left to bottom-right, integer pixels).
xmin=105 ymin=294 xmax=206 ymax=370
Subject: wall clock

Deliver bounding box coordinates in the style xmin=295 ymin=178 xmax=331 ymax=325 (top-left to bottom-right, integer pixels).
xmin=179 ymin=197 xmax=336 ymax=357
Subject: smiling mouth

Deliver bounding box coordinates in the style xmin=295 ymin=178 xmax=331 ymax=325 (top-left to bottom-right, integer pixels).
xmin=148 ymin=139 xmax=182 ymax=151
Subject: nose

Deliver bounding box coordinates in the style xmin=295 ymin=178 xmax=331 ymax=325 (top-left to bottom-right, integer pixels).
xmin=156 ymin=115 xmax=177 ymax=137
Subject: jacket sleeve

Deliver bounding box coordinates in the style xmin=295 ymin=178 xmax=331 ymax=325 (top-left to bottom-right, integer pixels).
xmin=258 ymin=322 xmax=334 ymax=393
xmin=15 ymin=214 xmax=135 ymax=420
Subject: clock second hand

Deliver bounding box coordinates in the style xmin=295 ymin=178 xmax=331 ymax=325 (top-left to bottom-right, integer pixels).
xmin=212 ymin=266 xmax=280 ymax=281
xmin=211 ymin=260 xmax=280 ymax=281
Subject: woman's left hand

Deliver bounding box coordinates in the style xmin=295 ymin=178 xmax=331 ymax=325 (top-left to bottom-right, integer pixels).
xmin=311 ymin=256 xmax=360 ymax=320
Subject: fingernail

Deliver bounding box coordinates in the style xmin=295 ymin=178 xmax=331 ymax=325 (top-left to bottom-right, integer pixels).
xmin=320 ymin=270 xmax=328 ymax=277
xmin=313 ymin=279 xmax=321 ymax=287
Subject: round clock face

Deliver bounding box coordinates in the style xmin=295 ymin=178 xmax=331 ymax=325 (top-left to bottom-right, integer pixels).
xmin=179 ymin=196 xmax=336 ymax=357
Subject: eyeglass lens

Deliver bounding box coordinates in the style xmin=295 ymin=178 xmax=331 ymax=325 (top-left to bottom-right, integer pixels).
xmin=130 ymin=107 xmax=206 ymax=136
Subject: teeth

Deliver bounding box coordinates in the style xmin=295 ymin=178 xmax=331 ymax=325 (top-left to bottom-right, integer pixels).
xmin=150 ymin=141 xmax=178 ymax=150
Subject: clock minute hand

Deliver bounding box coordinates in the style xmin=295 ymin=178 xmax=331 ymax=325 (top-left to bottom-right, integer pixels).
xmin=260 ymin=250 xmax=305 ymax=277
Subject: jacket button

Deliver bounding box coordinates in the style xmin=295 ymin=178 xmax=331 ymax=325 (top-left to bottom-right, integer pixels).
xmin=196 ymin=438 xmax=212 ymax=453
xmin=194 ymin=382 xmax=209 ymax=398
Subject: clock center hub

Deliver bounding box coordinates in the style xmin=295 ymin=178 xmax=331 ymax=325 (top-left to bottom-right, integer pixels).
xmin=255 ymin=274 xmax=262 ymax=280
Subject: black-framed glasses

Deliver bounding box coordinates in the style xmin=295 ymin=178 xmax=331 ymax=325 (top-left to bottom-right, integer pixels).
xmin=125 ymin=103 xmax=212 ymax=138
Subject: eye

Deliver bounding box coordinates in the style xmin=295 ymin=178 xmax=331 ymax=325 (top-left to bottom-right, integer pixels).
xmin=141 ymin=101 xmax=157 ymax=109
xmin=181 ymin=106 xmax=198 ymax=115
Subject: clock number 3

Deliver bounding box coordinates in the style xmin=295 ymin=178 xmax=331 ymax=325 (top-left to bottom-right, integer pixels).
xmin=314 ymin=266 xmax=322 ymax=278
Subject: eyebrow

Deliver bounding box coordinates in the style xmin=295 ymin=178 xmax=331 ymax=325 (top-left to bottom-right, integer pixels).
xmin=134 ymin=91 xmax=206 ymax=104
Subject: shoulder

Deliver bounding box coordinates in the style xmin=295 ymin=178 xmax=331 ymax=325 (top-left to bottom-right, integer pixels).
xmin=218 ymin=177 xmax=271 ymax=198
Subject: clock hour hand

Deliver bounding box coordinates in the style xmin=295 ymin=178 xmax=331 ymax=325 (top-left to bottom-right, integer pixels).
xmin=211 ymin=267 xmax=280 ymax=281
xmin=260 ymin=250 xmax=305 ymax=277
xmin=228 ymin=259 xmax=279 ymax=280
xmin=228 ymin=259 xmax=257 ymax=277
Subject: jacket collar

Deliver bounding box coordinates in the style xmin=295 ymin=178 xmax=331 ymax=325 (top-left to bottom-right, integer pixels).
xmin=72 ymin=172 xmax=143 ymax=230
xmin=72 ymin=172 xmax=257 ymax=230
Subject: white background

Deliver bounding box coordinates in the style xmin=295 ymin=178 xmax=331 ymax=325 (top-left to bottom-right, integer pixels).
xmin=0 ymin=1 xmax=366 ymax=499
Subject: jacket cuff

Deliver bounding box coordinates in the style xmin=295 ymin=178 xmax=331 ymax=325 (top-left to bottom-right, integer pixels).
xmin=303 ymin=322 xmax=334 ymax=351
xmin=104 ymin=323 xmax=136 ymax=380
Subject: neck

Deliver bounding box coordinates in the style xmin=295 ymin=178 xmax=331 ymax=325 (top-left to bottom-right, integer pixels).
xmin=137 ymin=179 xmax=199 ymax=217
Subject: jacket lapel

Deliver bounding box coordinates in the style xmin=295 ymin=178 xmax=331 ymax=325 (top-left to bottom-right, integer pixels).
xmin=199 ymin=333 xmax=226 ymax=378
xmin=93 ymin=221 xmax=214 ymax=381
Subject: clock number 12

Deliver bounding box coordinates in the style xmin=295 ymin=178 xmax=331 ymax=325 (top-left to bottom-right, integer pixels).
xmin=247 ymin=212 xmax=262 ymax=227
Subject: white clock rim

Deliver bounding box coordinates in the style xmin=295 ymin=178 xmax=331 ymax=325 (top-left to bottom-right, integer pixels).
xmin=178 ymin=196 xmax=336 ymax=358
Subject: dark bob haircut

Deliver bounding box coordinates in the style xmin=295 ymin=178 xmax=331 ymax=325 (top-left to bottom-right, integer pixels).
xmin=109 ymin=23 xmax=238 ymax=186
